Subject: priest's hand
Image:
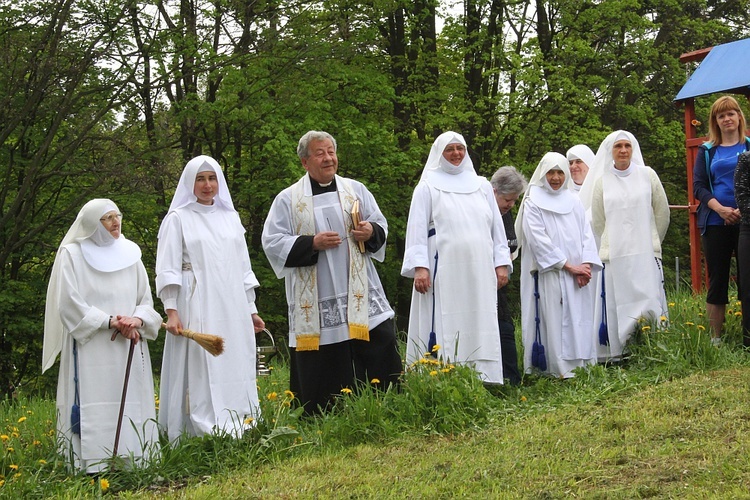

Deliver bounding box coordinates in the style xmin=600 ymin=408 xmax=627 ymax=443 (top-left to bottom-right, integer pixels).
xmin=313 ymin=231 xmax=342 ymax=251
xmin=351 ymin=221 xmax=373 ymax=242
xmin=414 ymin=267 xmax=431 ymax=294
xmin=165 ymin=309 xmax=183 ymax=336
xmin=252 ymin=313 xmax=265 ymax=333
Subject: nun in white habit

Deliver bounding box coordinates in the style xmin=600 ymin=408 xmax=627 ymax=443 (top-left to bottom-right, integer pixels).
xmin=566 ymin=144 xmax=596 ymax=194
xmin=42 ymin=199 xmax=161 ymax=473
xmin=516 ymin=153 xmax=601 ymax=378
xmin=157 ymin=155 xmax=262 ymax=441
xmin=402 ymin=131 xmax=512 ymax=384
xmin=579 ymin=131 xmax=670 ymax=360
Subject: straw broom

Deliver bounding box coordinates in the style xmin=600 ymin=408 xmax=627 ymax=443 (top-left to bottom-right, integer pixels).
xmin=161 ymin=323 xmax=225 ymax=356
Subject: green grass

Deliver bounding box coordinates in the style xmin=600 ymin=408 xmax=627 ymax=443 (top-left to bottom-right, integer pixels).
xmin=2 ymin=289 xmax=750 ymax=498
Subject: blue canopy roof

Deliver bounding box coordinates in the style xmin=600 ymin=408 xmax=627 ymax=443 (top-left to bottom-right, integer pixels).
xmin=674 ymin=38 xmax=750 ymax=102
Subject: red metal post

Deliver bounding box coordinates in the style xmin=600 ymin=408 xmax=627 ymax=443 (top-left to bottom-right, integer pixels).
xmin=684 ymin=98 xmax=705 ymax=293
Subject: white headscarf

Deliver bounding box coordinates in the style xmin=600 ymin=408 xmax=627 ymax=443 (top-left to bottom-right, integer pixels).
xmin=42 ymin=198 xmax=142 ymax=372
xmin=420 ymin=131 xmax=481 ymax=193
xmin=158 ymin=155 xmax=236 ymax=238
xmin=579 ymin=130 xmax=645 ymax=210
xmin=514 ymin=152 xmax=576 ymax=253
xmin=566 ymin=144 xmax=596 ymax=170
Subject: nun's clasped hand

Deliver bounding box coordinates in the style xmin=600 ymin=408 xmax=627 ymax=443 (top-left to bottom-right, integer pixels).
xmin=563 ymin=262 xmax=592 ymax=288
xmin=111 ymin=315 xmax=143 ymax=343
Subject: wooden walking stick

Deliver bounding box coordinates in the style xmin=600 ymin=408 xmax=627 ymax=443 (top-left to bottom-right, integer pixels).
xmin=112 ymin=332 xmax=137 ymax=460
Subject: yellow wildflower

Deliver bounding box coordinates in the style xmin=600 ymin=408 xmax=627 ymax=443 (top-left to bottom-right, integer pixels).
xmin=432 ymin=344 xmax=441 ymax=352
xmin=340 ymin=388 xmax=352 ymax=394
xmin=660 ymin=315 xmax=667 ymax=322
xmin=9 ymin=465 xmax=18 ymax=471
xmin=642 ymin=325 xmax=651 ymax=332
xmin=697 ymin=325 xmax=706 ymax=331
xmin=0 ymin=435 xmax=8 ymax=442
xmin=266 ymin=392 xmax=278 ymax=401
xmin=668 ymin=302 xmax=675 ymax=307
xmin=0 ymin=479 xmax=4 ymax=487
xmin=521 ymin=396 xmax=527 ymax=402
xmin=419 ymin=358 xmax=428 ymax=364
xmin=7 ymin=448 xmax=13 ymax=453
xmin=100 ymin=478 xmax=110 ymax=492
xmin=244 ymin=417 xmax=254 ymax=425
xmin=736 ymin=312 xmax=743 ymax=317
xmin=429 ymin=370 xmax=438 ymax=376
xmin=38 ymin=459 xmax=46 ymax=465
xmin=284 ymin=390 xmax=295 ymax=398
xmin=89 ymin=479 xmax=95 ymax=486
xmin=26 ymin=410 xmax=32 ymax=415
xmin=370 ymin=378 xmax=380 ymax=384
xmin=17 ymin=417 xmax=26 ymax=423
xmin=33 ymin=440 xmax=41 ymax=446
xmin=441 ymin=368 xmax=450 ymax=373
xmin=12 ymin=473 xmax=20 ymax=479
xmin=685 ymin=322 xmax=694 ymax=326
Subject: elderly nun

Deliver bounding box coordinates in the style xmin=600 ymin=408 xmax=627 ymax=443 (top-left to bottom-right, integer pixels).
xmin=516 ymin=153 xmax=601 ymax=378
xmin=43 ymin=199 xmax=161 ymax=473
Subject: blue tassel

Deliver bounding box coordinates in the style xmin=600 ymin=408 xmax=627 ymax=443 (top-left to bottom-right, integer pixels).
xmin=599 ymin=264 xmax=609 ymax=346
xmin=532 ymin=272 xmax=547 ymax=371
xmin=428 ymin=331 xmax=437 ymax=357
xmin=532 ymin=341 xmax=547 ymax=371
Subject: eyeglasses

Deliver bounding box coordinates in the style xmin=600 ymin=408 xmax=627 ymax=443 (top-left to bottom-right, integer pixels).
xmin=100 ymin=213 xmax=122 ymax=223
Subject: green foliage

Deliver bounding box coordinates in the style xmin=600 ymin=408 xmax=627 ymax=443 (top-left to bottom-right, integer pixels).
xmin=2 ymin=0 xmax=750 ymax=399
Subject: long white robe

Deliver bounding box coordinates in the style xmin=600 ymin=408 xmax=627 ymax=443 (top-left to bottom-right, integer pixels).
xmin=156 ymin=202 xmax=260 ymax=441
xmin=520 ymin=198 xmax=602 ymax=378
xmin=262 ymin=175 xmax=394 ymax=345
xmin=402 ymin=178 xmax=511 ymax=384
xmin=54 ymin=243 xmax=161 ymax=473
xmin=590 ymin=165 xmax=669 ymax=360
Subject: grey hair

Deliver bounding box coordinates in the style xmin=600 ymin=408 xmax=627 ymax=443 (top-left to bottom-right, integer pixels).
xmin=297 ymin=131 xmax=337 ymax=159
xmin=490 ymin=166 xmax=528 ymax=196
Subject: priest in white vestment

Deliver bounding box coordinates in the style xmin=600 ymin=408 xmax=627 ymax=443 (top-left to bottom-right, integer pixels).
xmin=579 ymin=131 xmax=670 ymax=361
xmin=43 ymin=199 xmax=161 ymax=473
xmin=516 ymin=153 xmax=602 ymax=378
xmin=402 ymin=131 xmax=512 ymax=384
xmin=262 ymin=131 xmax=402 ymax=415
xmin=157 ymin=156 xmax=263 ymax=440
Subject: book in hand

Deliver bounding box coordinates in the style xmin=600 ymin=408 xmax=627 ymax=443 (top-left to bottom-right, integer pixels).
xmin=351 ymin=199 xmax=366 ymax=253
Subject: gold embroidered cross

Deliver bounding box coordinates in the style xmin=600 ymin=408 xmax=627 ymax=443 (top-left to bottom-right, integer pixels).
xmin=353 ymin=290 xmax=364 ymax=312
xmin=301 ymin=300 xmax=313 ymax=322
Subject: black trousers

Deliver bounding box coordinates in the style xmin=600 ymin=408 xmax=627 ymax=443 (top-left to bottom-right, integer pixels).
xmin=289 ymin=319 xmax=402 ymax=415
xmin=738 ymin=225 xmax=750 ymax=346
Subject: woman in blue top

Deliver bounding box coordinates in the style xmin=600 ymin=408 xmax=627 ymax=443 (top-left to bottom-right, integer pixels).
xmin=693 ymin=95 xmax=750 ymax=343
